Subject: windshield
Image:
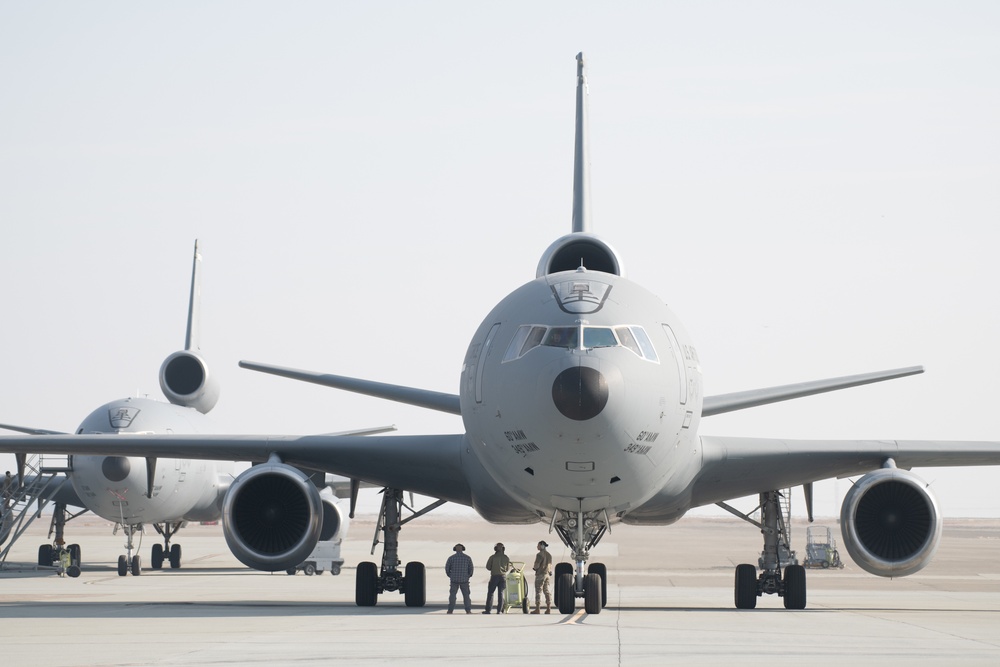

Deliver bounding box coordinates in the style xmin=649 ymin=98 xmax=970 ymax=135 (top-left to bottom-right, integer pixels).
xmin=502 ymin=324 xmax=658 ymax=362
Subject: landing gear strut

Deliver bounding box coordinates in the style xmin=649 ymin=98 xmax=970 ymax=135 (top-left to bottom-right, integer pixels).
xmin=151 ymin=521 xmax=183 ymax=569
xmin=550 ymin=507 xmax=609 ymax=615
xmin=355 ymin=487 xmax=445 ymax=607
xmin=115 ymin=523 xmax=143 ymax=576
xmin=720 ymin=490 xmax=807 ymax=610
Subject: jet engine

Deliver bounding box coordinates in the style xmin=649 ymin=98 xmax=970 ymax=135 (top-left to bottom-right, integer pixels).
xmin=536 ymin=232 xmax=625 ymax=277
xmin=159 ymin=350 xmax=220 ymax=414
xmin=840 ymin=467 xmax=942 ymax=577
xmin=318 ymin=488 xmax=349 ymax=542
xmin=222 ymin=461 xmax=323 ymax=572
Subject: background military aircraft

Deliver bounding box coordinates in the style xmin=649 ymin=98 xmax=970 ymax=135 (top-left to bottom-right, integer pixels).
xmin=1 ymin=243 xmax=378 ymax=576
xmin=3 ymin=53 xmax=1000 ymax=613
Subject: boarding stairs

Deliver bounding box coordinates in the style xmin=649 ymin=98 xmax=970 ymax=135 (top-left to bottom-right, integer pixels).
xmin=0 ymin=454 xmax=72 ymax=567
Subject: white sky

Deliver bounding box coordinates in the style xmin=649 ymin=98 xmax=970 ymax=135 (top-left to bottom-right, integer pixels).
xmin=1 ymin=2 xmax=999 ymax=521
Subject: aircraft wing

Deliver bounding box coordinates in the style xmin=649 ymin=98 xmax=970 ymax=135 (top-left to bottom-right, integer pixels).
xmin=688 ymin=435 xmax=1000 ymax=507
xmin=0 ymin=422 xmax=69 ymax=435
xmin=0 ymin=432 xmax=473 ymax=505
xmin=701 ymin=366 xmax=924 ymax=417
xmin=239 ymin=361 xmax=462 ymax=415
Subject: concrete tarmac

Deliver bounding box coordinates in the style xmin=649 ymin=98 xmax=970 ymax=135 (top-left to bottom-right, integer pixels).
xmin=3 ymin=515 xmax=1000 ymax=665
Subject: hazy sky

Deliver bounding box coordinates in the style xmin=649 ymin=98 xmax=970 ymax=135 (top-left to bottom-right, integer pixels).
xmin=2 ymin=2 xmax=999 ymax=523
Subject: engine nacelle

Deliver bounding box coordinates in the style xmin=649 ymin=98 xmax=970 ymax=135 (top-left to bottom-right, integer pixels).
xmin=318 ymin=488 xmax=349 ymax=542
xmin=840 ymin=468 xmax=942 ymax=577
xmin=536 ymin=233 xmax=625 ymax=278
xmin=222 ymin=461 xmax=323 ymax=572
xmin=159 ymin=350 xmax=220 ymax=414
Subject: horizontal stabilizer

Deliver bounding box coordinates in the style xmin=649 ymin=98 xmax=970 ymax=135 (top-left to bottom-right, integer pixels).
xmin=702 ymin=366 xmax=924 ymax=417
xmin=240 ymin=361 xmax=462 ymax=415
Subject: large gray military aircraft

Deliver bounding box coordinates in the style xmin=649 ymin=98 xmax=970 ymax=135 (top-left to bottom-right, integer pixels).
xmin=4 ymin=53 xmax=1000 ymax=611
xmin=1 ymin=242 xmax=370 ymax=576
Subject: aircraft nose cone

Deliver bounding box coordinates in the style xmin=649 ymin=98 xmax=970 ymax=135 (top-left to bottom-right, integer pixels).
xmin=552 ymin=366 xmax=609 ymax=421
xmin=102 ymin=456 xmax=131 ymax=482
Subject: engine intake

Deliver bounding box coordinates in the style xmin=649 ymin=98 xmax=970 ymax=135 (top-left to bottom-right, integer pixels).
xmin=840 ymin=468 xmax=941 ymax=577
xmin=159 ymin=350 xmax=220 ymax=414
xmin=222 ymin=461 xmax=323 ymax=572
xmin=536 ymin=233 xmax=624 ymax=278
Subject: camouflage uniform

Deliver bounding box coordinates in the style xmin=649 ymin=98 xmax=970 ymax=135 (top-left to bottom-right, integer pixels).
xmin=532 ymin=541 xmax=553 ymax=613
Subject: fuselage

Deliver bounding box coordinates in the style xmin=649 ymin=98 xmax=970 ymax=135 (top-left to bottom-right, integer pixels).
xmin=70 ymin=397 xmax=229 ymax=525
xmin=460 ymin=268 xmax=703 ymax=522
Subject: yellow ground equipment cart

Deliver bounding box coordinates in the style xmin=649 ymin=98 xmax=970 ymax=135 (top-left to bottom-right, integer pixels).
xmin=502 ymin=561 xmax=529 ymax=613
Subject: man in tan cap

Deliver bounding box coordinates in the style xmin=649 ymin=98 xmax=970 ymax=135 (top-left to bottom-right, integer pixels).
xmin=531 ymin=540 xmax=553 ymax=614
xmin=445 ymin=543 xmax=474 ymax=614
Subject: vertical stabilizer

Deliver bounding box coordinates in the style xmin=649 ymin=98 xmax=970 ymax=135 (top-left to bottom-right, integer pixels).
xmin=572 ymin=52 xmax=592 ymax=234
xmin=184 ymin=240 xmax=203 ymax=352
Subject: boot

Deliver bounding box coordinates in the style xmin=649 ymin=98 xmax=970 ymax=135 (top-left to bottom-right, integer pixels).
xmin=545 ymin=603 xmax=551 ymax=614
xmin=531 ymin=602 xmax=540 ymax=614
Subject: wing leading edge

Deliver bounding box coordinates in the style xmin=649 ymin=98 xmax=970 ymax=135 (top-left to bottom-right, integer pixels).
xmin=701 ymin=366 xmax=924 ymax=417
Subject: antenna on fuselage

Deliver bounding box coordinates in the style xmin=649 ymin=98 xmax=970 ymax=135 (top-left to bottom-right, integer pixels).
xmin=572 ymin=52 xmax=592 ymax=234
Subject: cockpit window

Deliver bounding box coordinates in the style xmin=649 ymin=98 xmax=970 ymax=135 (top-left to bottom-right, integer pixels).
xmin=503 ymin=323 xmax=659 ymax=362
xmin=543 ymin=327 xmax=578 ymax=349
xmin=583 ymin=327 xmax=618 ymax=348
xmin=615 ymin=326 xmax=642 ymax=356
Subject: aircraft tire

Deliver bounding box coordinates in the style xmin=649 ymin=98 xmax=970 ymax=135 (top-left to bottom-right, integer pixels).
xmin=734 ymin=563 xmax=757 ymax=609
xmin=38 ymin=544 xmax=53 ymax=567
xmin=588 ymin=562 xmax=608 ymax=607
xmin=117 ymin=555 xmax=128 ymax=577
xmin=169 ymin=544 xmax=182 ymax=569
xmin=783 ymin=564 xmax=807 ymax=610
xmin=404 ymin=561 xmax=426 ymax=607
xmin=584 ymin=573 xmax=602 ymax=614
xmin=556 ymin=572 xmax=575 ymax=614
xmin=356 ymin=561 xmax=378 ymax=606
xmin=151 ymin=543 xmax=164 ymax=569
xmin=553 ymin=562 xmax=572 ymax=603
xmin=68 ymin=543 xmax=81 ymax=566
xmin=131 ymin=554 xmax=142 ymax=576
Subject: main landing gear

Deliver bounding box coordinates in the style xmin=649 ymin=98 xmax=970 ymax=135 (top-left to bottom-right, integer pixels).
xmin=355 ymin=487 xmax=446 ymax=607
xmin=551 ymin=507 xmax=609 ymax=615
xmin=36 ymin=501 xmax=83 ymax=578
xmin=151 ymin=521 xmax=183 ymax=569
xmin=720 ymin=490 xmax=807 ymax=610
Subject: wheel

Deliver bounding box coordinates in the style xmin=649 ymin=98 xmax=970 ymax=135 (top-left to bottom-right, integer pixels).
xmin=734 ymin=563 xmax=758 ymax=609
xmin=404 ymin=561 xmax=426 ymax=607
xmin=553 ymin=562 xmax=572 ymax=604
xmin=169 ymin=544 xmax=182 ymax=569
xmin=521 ymin=577 xmax=529 ymax=613
xmin=38 ymin=544 xmax=53 ymax=567
xmin=286 ymin=567 xmax=297 ymax=575
xmin=68 ymin=543 xmax=81 ymax=566
xmin=117 ymin=555 xmax=128 ymax=577
xmin=588 ymin=562 xmax=608 ymax=608
xmin=151 ymin=543 xmax=164 ymax=570
xmin=584 ymin=572 xmax=602 ymax=614
xmin=66 ymin=565 xmax=81 ymax=578
xmin=783 ymin=564 xmax=807 ymax=610
xmin=131 ymin=554 xmax=142 ymax=576
xmin=331 ymin=565 xmax=341 ymax=576
xmin=556 ymin=572 xmax=575 ymax=614
xmin=821 ymin=560 xmax=830 ymax=569
xmin=303 ymin=562 xmax=317 ymax=576
xmin=356 ymin=561 xmax=378 ymax=606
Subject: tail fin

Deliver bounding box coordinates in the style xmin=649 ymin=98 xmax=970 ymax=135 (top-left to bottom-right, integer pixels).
xmin=184 ymin=240 xmax=203 ymax=352
xmin=572 ymin=52 xmax=592 ymax=234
